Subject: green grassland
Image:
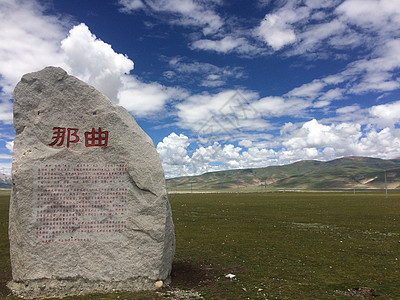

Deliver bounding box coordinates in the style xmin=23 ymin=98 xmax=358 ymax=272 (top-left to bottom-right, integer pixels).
xmin=1 ymin=190 xmax=400 ymax=299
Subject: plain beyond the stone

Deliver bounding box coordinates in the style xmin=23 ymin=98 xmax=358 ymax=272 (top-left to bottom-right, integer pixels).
xmin=8 ymin=66 xmax=175 ymax=299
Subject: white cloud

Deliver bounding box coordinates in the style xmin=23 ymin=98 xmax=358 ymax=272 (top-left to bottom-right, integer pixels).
xmin=239 ymin=139 xmax=253 ymax=148
xmin=305 ymin=0 xmax=341 ymax=10
xmin=369 ymin=100 xmax=400 ymax=128
xmin=253 ymin=96 xmax=310 ymax=117
xmin=176 ymin=89 xmax=316 ymax=143
xmin=119 ymin=0 xmax=145 ymax=11
xmin=176 ymin=89 xmax=265 ymax=133
xmin=61 ymin=23 xmax=134 ymax=102
xmin=157 ymin=133 xmax=190 ymax=164
xmin=255 ymin=14 xmax=296 ymax=50
xmin=241 ymin=147 xmax=277 ymax=165
xmin=0 ymin=1 xmax=138 ymax=122
xmin=200 ymin=77 xmax=225 ymax=88
xmin=345 ymin=39 xmax=400 ymax=94
xmin=336 ymin=105 xmax=360 ymax=115
xmin=118 ymin=0 xmax=223 ymax=35
xmin=0 ymin=162 xmax=12 ymax=175
xmin=158 ymin=116 xmax=400 ymax=177
xmin=60 ymin=24 xmax=188 ymax=116
xmin=156 ymin=132 xmax=191 ymax=178
xmin=280 ymin=118 xmax=400 ymax=161
xmin=0 ymin=0 xmax=68 ymax=99
xmin=357 ymin=128 xmax=400 ymax=158
xmin=0 ymin=100 xmax=13 ymax=124
xmin=0 ymin=0 xmax=184 ymax=120
xmin=319 ymin=88 xmax=343 ymax=101
xmin=191 ymin=36 xmax=251 ymax=54
xmin=280 ymin=37 xmax=400 ymax=107
xmin=287 ymin=80 xmax=325 ymax=99
xmin=164 ymin=56 xmax=245 ymax=87
xmin=118 ymin=75 xmax=188 ymax=117
xmin=252 ymin=0 xmax=400 ymax=60
xmin=6 ymin=141 xmax=13 ymax=152
xmin=157 ymin=132 xmax=278 ymax=177
xmin=0 ymin=0 xmax=70 ymax=123
xmin=336 ymin=0 xmax=400 ymax=33
xmin=284 ymin=119 xmax=340 ymax=149
xmin=293 ymin=19 xmax=348 ymax=54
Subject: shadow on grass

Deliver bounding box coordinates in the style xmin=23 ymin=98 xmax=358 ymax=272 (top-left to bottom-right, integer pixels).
xmin=170 ymin=260 xmax=246 ymax=299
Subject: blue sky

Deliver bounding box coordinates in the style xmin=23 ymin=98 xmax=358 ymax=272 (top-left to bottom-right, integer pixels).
xmin=1 ymin=0 xmax=400 ymax=178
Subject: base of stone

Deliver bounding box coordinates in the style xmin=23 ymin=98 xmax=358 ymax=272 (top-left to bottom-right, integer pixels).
xmin=7 ymin=276 xmax=170 ymax=299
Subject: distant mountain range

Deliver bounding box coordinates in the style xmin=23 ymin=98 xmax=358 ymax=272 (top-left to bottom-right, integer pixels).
xmin=166 ymin=156 xmax=400 ymax=192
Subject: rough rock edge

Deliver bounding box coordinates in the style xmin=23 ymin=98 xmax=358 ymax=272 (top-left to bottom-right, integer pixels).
xmin=7 ymin=276 xmax=171 ymax=299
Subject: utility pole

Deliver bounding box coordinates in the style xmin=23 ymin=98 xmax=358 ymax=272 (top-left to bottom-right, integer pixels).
xmin=265 ymin=179 xmax=267 ymax=195
xmin=384 ymin=170 xmax=388 ymax=199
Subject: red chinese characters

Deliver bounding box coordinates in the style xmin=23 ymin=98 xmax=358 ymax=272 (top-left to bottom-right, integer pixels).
xmin=49 ymin=127 xmax=108 ymax=148
xmin=85 ymin=127 xmax=109 ymax=147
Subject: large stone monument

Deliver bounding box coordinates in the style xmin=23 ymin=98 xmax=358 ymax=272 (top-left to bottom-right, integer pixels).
xmin=8 ymin=67 xmax=175 ymax=298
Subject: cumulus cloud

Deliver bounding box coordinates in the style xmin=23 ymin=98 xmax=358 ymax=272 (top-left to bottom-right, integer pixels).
xmin=255 ymin=14 xmax=296 ymax=50
xmin=118 ymin=75 xmax=188 ymax=117
xmin=157 ymin=132 xmax=277 ymax=178
xmin=0 ymin=0 xmax=68 ymax=98
xmin=126 ymin=0 xmax=400 ymax=177
xmin=2 ymin=0 xmax=400 ymax=179
xmin=283 ymin=119 xmax=360 ymax=150
xmin=0 ymin=0 xmax=69 ymax=123
xmin=61 ymin=23 xmax=134 ymax=102
xmin=156 ymin=132 xmax=192 ymax=178
xmin=158 ymin=116 xmax=400 ymax=178
xmin=61 ymin=24 xmax=187 ymax=117
xmin=369 ymin=100 xmax=400 ymax=128
xmin=0 ymin=0 xmax=186 ymax=121
xmin=157 ymin=133 xmax=190 ymax=163
xmin=239 ymin=139 xmax=253 ymax=148
xmin=357 ymin=128 xmax=400 ymax=158
xmin=280 ymin=117 xmax=400 ymax=161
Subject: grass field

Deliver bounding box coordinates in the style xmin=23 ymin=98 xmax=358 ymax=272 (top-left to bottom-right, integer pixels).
xmin=1 ymin=190 xmax=400 ymax=299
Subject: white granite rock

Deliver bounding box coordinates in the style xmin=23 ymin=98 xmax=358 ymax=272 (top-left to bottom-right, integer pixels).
xmin=8 ymin=66 xmax=175 ymax=299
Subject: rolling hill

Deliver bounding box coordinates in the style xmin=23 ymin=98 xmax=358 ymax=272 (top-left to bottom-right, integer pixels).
xmin=166 ymin=156 xmax=400 ymax=192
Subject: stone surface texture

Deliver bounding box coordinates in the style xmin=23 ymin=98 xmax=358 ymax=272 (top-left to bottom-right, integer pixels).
xmin=8 ymin=66 xmax=175 ymax=298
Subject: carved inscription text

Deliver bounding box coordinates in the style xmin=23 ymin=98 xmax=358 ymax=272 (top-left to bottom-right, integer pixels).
xmin=34 ymin=163 xmax=128 ymax=243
